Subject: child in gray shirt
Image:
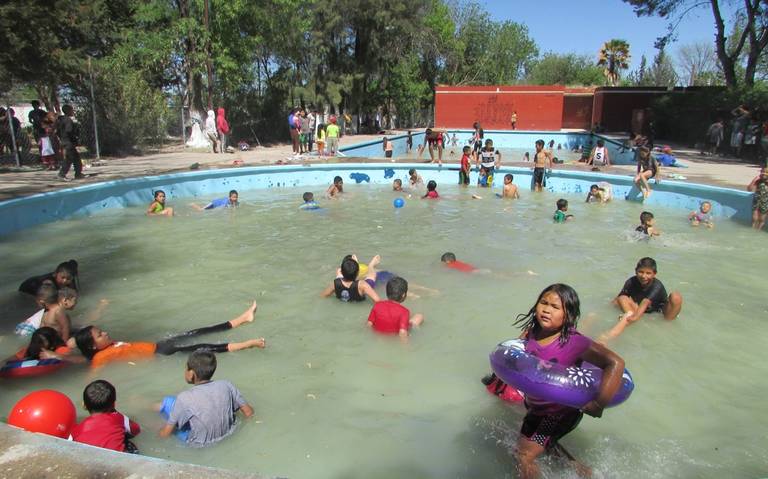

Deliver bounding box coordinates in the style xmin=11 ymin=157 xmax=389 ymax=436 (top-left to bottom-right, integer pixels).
xmin=160 ymin=350 xmax=254 ymax=446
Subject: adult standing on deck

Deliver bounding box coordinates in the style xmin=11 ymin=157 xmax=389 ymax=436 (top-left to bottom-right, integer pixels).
xmin=307 ymin=108 xmax=317 ymax=152
xmin=28 ymin=100 xmax=47 ymax=145
xmin=730 ymin=105 xmax=750 ymax=157
xmin=510 ymin=111 xmax=517 ymax=130
xmin=57 ymin=104 xmax=83 ymax=180
xmin=419 ymin=128 xmax=445 ymax=165
xmin=288 ymin=108 xmax=299 ymax=155
xmin=204 ymin=110 xmax=218 ymax=153
xmin=705 ymin=119 xmax=724 ymax=156
xmin=216 ymin=107 xmax=230 ymax=153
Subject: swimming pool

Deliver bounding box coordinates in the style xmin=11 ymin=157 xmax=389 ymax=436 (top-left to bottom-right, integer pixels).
xmin=0 ymin=164 xmax=765 ymax=478
xmin=341 ymin=131 xmax=637 ymax=165
xmin=0 ymin=163 xmax=754 ymax=237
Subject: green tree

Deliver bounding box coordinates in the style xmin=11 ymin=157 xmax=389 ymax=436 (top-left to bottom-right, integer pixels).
xmin=528 ymin=53 xmax=604 ymax=86
xmin=441 ymin=1 xmax=537 ymax=86
xmin=647 ymin=45 xmax=678 ymax=87
xmin=627 ymin=54 xmax=649 ymax=85
xmin=0 ymin=0 xmax=132 ymax=111
xmin=598 ymin=39 xmax=631 ymax=86
xmin=623 ymin=0 xmax=768 ymax=87
xmin=676 ymin=41 xmax=722 ymax=86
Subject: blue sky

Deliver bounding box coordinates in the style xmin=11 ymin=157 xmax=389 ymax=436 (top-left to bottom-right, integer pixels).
xmin=482 ymin=0 xmax=736 ymax=68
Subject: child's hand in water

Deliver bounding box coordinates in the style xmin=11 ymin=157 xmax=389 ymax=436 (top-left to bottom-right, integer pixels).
xmin=581 ymin=400 xmax=604 ymax=418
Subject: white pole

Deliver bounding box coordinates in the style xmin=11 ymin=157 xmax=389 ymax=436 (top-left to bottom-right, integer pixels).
xmin=6 ymin=106 xmax=20 ymax=167
xmin=88 ymin=57 xmax=101 ymax=159
xmin=181 ymin=102 xmax=186 ymax=146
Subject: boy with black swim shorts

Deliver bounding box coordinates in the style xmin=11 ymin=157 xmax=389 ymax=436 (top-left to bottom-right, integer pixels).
xmin=532 ymin=139 xmax=552 ymax=192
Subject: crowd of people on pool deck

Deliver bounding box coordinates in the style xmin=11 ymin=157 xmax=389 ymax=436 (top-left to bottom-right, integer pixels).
xmin=5 ymin=138 xmax=767 ymax=477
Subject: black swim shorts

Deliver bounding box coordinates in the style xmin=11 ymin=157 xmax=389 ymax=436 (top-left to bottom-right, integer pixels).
xmin=521 ymin=409 xmax=583 ymax=449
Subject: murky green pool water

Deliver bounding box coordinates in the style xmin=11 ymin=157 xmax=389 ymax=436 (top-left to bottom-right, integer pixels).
xmin=1 ymin=182 xmax=766 ymax=478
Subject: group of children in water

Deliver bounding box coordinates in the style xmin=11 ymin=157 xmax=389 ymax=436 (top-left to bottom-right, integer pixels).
xmin=10 ymin=259 xmax=264 ymax=450
xmin=14 ymin=199 xmax=692 ymax=479
xmin=20 ymin=135 xmax=762 ymax=478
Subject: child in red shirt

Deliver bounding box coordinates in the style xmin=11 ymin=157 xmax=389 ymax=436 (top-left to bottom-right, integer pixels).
xmin=459 ymin=145 xmax=471 ymax=185
xmin=440 ymin=252 xmax=477 ymax=273
xmin=422 ymin=180 xmax=439 ymax=199
xmin=367 ymin=276 xmax=423 ymax=338
xmin=71 ymin=380 xmax=141 ymax=453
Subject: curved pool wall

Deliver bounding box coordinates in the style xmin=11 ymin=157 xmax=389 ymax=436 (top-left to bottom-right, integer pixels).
xmin=0 ymin=163 xmax=753 ymax=236
xmin=341 ymin=130 xmax=636 ymax=164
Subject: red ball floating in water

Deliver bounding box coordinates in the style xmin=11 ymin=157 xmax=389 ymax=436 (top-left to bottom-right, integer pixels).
xmin=7 ymin=389 xmax=76 ymax=438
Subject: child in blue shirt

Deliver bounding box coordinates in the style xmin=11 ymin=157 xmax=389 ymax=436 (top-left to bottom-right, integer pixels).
xmin=300 ymin=192 xmax=321 ymax=210
xmin=192 ymin=190 xmax=239 ymax=211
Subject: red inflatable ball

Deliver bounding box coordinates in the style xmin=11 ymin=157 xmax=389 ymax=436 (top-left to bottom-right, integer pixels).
xmin=7 ymin=389 xmax=76 ymax=438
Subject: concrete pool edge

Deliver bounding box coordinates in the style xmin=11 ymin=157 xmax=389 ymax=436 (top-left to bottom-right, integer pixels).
xmin=0 ymin=423 xmax=267 ymax=478
xmin=0 ymin=162 xmax=754 ymax=236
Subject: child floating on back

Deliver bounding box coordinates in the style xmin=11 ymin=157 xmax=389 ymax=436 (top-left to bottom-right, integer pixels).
xmin=147 ymin=190 xmax=173 ymax=216
xmin=514 ymin=284 xmax=625 ymax=479
xmin=159 ymin=350 xmax=254 ymax=447
xmin=367 ymin=276 xmax=424 ymax=340
xmin=688 ymin=201 xmax=713 ymax=227
xmin=600 ymin=257 xmax=683 ymax=341
xmin=553 ymin=199 xmax=573 ymax=223
xmin=71 ymin=380 xmax=141 ymax=453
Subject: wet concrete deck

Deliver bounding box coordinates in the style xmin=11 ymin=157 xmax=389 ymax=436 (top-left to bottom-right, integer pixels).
xmin=0 ymin=423 xmax=267 ymax=479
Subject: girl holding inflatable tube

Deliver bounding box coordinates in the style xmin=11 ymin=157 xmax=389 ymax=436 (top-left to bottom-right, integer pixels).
xmin=512 ymin=284 xmax=625 ymax=479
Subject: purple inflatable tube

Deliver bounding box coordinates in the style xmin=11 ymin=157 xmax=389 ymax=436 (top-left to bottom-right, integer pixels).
xmin=489 ymin=339 xmax=634 ymax=409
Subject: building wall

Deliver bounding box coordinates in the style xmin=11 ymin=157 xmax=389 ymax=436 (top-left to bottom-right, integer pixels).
xmin=591 ymin=88 xmax=669 ymax=133
xmin=562 ymin=95 xmax=593 ymax=130
xmin=434 ymin=86 xmax=565 ymax=131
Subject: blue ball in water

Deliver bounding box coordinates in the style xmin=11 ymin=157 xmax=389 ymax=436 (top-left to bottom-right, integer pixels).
xmin=393 ymin=198 xmax=405 ymax=208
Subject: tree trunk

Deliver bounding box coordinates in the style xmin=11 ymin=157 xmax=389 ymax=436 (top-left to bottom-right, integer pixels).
xmin=743 ymin=0 xmax=768 ymax=87
xmin=179 ymin=0 xmax=204 ymax=114
xmin=711 ymin=0 xmax=739 ymax=87
xmin=203 ymin=0 xmax=214 ymax=109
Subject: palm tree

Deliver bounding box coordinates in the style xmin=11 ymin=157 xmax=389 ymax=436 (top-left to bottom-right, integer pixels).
xmin=598 ymin=40 xmax=631 ymax=86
